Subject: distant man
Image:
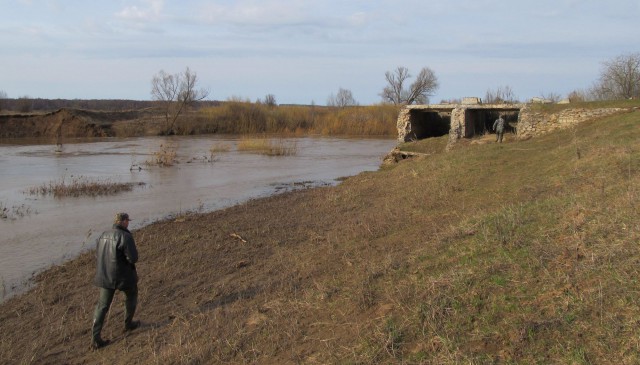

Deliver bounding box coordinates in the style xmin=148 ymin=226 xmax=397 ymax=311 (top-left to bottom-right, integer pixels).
xmin=493 ymin=114 xmax=506 ymax=143
xmin=91 ymin=212 xmax=140 ymax=349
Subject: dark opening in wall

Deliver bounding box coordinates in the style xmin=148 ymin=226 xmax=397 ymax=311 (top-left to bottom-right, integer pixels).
xmin=464 ymin=110 xmax=518 ymax=138
xmin=409 ymin=110 xmax=451 ymax=140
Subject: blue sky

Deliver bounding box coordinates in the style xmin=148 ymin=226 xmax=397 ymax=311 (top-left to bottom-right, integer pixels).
xmin=1 ymin=0 xmax=638 ymax=105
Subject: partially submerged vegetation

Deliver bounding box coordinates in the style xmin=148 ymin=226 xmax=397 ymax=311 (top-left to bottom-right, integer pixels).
xmin=145 ymin=143 xmax=178 ymax=166
xmin=0 ymin=201 xmax=35 ymax=220
xmin=27 ymin=175 xmax=143 ymax=198
xmin=0 ymin=106 xmax=639 ymax=364
xmin=237 ymin=137 xmax=298 ymax=156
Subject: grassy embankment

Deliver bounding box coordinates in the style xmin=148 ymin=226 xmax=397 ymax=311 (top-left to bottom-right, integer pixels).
xmin=0 ymin=104 xmax=639 ymax=364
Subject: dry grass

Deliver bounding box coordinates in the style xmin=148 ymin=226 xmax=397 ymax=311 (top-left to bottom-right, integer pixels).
xmin=237 ymin=137 xmax=298 ymax=156
xmin=1 ymin=109 xmax=639 ymax=364
xmin=26 ymin=175 xmax=143 ymax=198
xmin=0 ymin=201 xmax=35 ymax=220
xmin=146 ymin=143 xmax=178 ymax=166
xmin=209 ymin=142 xmax=231 ymax=154
xmin=192 ymin=103 xmax=399 ymax=136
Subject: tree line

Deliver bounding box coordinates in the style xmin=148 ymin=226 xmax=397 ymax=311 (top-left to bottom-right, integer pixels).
xmin=2 ymin=52 xmax=637 ymax=134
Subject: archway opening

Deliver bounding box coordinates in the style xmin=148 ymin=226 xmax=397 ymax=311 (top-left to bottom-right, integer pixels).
xmin=408 ymin=110 xmax=451 ymax=140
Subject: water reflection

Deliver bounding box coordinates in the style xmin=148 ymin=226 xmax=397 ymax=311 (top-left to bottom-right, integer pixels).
xmin=0 ymin=135 xmax=395 ymax=299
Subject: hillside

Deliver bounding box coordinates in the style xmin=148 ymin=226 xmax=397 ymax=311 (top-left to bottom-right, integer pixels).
xmin=0 ymin=108 xmax=160 ymax=139
xmin=0 ymin=108 xmax=639 ymax=364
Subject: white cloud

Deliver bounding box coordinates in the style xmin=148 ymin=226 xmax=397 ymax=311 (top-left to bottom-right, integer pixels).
xmin=117 ymin=0 xmax=164 ymax=21
xmin=198 ymin=0 xmax=311 ymax=26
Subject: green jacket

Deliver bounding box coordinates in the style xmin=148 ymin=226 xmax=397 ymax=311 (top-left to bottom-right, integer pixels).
xmin=493 ymin=117 xmax=505 ymax=132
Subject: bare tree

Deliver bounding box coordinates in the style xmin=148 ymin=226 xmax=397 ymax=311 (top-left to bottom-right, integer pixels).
xmin=0 ymin=90 xmax=7 ymax=112
xmin=541 ymin=92 xmax=562 ymax=103
xmin=592 ymin=53 xmax=640 ymax=100
xmin=327 ymin=88 xmax=357 ymax=108
xmin=264 ymin=94 xmax=277 ymax=107
xmin=380 ymin=66 xmax=439 ymax=105
xmin=17 ymin=95 xmax=33 ymax=113
xmin=567 ymin=89 xmax=589 ymax=103
xmin=484 ymin=85 xmax=518 ymax=104
xmin=151 ymin=67 xmax=209 ymax=135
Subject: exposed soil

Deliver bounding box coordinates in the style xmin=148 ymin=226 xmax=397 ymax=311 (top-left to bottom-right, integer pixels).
xmin=0 ymin=109 xmax=161 ymax=139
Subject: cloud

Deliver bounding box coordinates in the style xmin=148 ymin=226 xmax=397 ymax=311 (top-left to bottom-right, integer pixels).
xmin=116 ymin=0 xmax=164 ymax=21
xmin=197 ymin=1 xmax=310 ymax=26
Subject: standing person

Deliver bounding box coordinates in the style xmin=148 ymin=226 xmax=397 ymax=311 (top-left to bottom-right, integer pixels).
xmin=493 ymin=114 xmax=506 ymax=143
xmin=91 ymin=212 xmax=140 ymax=349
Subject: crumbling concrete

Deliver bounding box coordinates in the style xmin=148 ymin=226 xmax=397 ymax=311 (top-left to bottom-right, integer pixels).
xmin=397 ymin=102 xmax=635 ymax=150
xmin=517 ymin=106 xmax=629 ymax=139
xmin=397 ymin=103 xmax=522 ymax=144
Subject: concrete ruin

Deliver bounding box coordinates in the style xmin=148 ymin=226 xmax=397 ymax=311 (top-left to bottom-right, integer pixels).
xmin=396 ymin=100 xmax=632 ymax=147
xmin=396 ymin=102 xmax=523 ymax=143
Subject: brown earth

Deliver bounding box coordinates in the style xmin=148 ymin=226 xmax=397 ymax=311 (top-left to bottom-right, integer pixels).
xmin=0 ymin=109 xmax=162 ymax=139
xmin=0 ymin=173 xmax=420 ymax=364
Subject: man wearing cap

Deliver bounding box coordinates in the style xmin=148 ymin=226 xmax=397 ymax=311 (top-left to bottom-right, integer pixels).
xmin=90 ymin=212 xmax=140 ymax=349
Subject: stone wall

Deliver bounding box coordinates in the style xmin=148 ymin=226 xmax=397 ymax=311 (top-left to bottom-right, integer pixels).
xmin=517 ymin=106 xmax=628 ymax=139
xmin=396 ymin=108 xmax=412 ymax=142
xmin=397 ymin=103 xmax=634 ymax=149
xmin=446 ymin=108 xmax=466 ymax=150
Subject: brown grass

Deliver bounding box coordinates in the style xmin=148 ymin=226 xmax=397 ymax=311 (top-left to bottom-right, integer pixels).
xmin=237 ymin=137 xmax=298 ymax=156
xmin=184 ymin=103 xmax=400 ymax=136
xmin=26 ymin=176 xmax=143 ymax=198
xmin=1 ymin=109 xmax=639 ymax=364
xmin=146 ymin=143 xmax=178 ymax=166
xmin=0 ymin=201 xmax=35 ymax=220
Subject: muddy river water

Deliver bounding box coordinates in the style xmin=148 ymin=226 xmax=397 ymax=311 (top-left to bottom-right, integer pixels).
xmin=0 ymin=135 xmax=396 ymax=300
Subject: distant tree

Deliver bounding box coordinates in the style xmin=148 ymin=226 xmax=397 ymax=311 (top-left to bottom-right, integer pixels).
xmin=484 ymin=85 xmax=518 ymax=104
xmin=17 ymin=96 xmax=33 ymax=113
xmin=0 ymin=90 xmax=7 ymax=112
xmin=380 ymin=66 xmax=439 ymax=105
xmin=327 ymin=88 xmax=357 ymax=108
xmin=592 ymin=53 xmax=640 ymax=100
xmin=151 ymin=67 xmax=209 ymax=135
xmin=264 ymin=94 xmax=277 ymax=107
xmin=541 ymin=92 xmax=562 ymax=103
xmin=567 ymin=89 xmax=589 ymax=103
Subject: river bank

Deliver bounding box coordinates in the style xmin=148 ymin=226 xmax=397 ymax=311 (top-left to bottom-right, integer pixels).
xmin=1 ymin=109 xmax=639 ymax=363
xmin=0 ymin=136 xmax=396 ymax=301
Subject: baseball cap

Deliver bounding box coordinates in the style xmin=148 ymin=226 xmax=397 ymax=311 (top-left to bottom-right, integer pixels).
xmin=115 ymin=212 xmax=132 ymax=222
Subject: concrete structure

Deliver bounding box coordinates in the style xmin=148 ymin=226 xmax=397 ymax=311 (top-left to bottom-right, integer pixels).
xmin=396 ymin=103 xmax=523 ymax=143
xmin=396 ymin=102 xmax=633 ymax=148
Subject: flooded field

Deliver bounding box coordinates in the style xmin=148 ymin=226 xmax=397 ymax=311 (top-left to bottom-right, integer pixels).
xmin=0 ymin=135 xmax=396 ymax=299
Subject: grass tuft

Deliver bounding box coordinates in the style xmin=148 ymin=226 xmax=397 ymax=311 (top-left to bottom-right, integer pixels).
xmin=237 ymin=137 xmax=298 ymax=156
xmin=26 ymin=175 xmax=143 ymax=198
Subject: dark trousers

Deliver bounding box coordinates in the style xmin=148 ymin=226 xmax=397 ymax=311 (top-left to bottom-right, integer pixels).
xmin=92 ymin=286 xmax=137 ymax=341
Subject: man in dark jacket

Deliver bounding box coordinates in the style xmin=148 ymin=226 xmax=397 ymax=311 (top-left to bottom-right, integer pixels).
xmin=91 ymin=212 xmax=140 ymax=349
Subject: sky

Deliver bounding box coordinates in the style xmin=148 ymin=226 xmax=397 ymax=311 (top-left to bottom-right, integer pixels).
xmin=1 ymin=0 xmax=639 ymax=105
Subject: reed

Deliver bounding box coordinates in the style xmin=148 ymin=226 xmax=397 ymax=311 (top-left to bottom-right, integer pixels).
xmin=26 ymin=176 xmax=143 ymax=198
xmin=0 ymin=201 xmax=35 ymax=220
xmin=146 ymin=143 xmax=178 ymax=166
xmin=237 ymin=137 xmax=298 ymax=156
xmin=185 ymin=102 xmax=400 ymax=136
